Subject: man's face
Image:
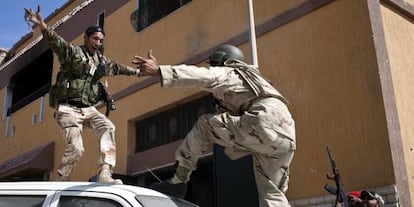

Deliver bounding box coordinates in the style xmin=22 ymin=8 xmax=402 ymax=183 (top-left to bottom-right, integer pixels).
xmin=362 ymin=199 xmax=380 ymax=207
xmin=84 ymin=32 xmax=104 ymax=55
xmin=348 ymin=195 xmax=363 ymax=207
xmin=348 ymin=195 xmax=380 ymax=207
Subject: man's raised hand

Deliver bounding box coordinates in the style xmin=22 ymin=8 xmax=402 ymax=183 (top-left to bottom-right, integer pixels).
xmin=132 ymin=50 xmax=160 ymax=76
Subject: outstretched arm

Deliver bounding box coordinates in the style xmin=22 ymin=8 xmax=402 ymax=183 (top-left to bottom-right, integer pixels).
xmin=24 ymin=5 xmax=47 ymax=31
xmin=25 ymin=5 xmax=72 ymax=64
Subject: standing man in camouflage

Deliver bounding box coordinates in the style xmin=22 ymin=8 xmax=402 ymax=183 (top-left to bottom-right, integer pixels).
xmin=133 ymin=45 xmax=296 ymax=206
xmin=25 ymin=6 xmax=141 ymax=184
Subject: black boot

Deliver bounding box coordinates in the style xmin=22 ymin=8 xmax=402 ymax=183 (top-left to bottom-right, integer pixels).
xmin=149 ymin=180 xmax=188 ymax=199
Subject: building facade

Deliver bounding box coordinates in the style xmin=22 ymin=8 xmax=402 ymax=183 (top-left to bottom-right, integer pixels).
xmin=0 ymin=0 xmax=413 ymax=206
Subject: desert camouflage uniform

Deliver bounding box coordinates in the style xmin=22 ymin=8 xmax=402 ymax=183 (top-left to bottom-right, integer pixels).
xmin=159 ymin=60 xmax=296 ymax=207
xmin=42 ymin=27 xmax=138 ymax=179
xmin=55 ymin=104 xmax=117 ymax=177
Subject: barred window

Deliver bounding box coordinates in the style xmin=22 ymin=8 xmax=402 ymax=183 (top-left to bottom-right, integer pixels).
xmin=131 ymin=0 xmax=191 ymax=32
xmin=7 ymin=50 xmax=53 ymax=115
xmin=135 ymin=95 xmax=213 ymax=152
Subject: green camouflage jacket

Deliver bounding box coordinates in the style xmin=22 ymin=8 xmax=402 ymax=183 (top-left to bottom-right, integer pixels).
xmin=42 ymin=27 xmax=137 ymax=107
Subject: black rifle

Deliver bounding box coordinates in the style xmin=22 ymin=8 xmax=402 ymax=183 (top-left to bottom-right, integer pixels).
xmin=98 ymin=81 xmax=116 ymax=117
xmin=324 ymin=146 xmax=349 ymax=207
xmin=96 ymin=48 xmax=116 ymax=117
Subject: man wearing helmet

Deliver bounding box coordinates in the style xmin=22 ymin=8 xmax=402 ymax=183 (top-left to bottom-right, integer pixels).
xmin=133 ymin=44 xmax=296 ymax=207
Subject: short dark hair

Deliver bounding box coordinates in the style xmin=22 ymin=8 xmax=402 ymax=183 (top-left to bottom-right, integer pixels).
xmin=85 ymin=26 xmax=105 ymax=36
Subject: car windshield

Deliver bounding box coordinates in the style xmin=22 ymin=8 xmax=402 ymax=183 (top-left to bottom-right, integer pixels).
xmin=136 ymin=195 xmax=198 ymax=207
xmin=0 ymin=195 xmax=45 ymax=207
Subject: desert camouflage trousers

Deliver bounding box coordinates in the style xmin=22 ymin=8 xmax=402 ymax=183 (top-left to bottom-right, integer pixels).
xmin=175 ymin=97 xmax=296 ymax=207
xmin=55 ymin=104 xmax=117 ymax=177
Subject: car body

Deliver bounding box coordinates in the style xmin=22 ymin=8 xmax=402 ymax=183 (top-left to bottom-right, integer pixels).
xmin=0 ymin=181 xmax=198 ymax=207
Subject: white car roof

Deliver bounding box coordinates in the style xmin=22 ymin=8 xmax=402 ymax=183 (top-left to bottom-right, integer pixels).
xmin=0 ymin=181 xmax=168 ymax=198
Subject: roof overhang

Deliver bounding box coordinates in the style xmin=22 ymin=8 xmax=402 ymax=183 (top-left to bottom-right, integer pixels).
xmin=0 ymin=142 xmax=55 ymax=179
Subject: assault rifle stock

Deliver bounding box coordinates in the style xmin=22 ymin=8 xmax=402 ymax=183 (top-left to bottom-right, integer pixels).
xmin=96 ymin=48 xmax=116 ymax=117
xmin=99 ymin=81 xmax=116 ymax=117
xmin=324 ymin=146 xmax=349 ymax=207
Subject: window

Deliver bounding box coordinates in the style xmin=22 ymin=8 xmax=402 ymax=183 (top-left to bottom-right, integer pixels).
xmin=97 ymin=11 xmax=105 ymax=30
xmin=135 ymin=95 xmax=213 ymax=152
xmin=7 ymin=50 xmax=53 ymax=115
xmin=2 ymin=85 xmax=12 ymax=119
xmin=131 ymin=0 xmax=191 ymax=32
xmin=58 ymin=196 xmax=122 ymax=207
xmin=137 ymin=195 xmax=198 ymax=207
xmin=38 ymin=96 xmax=45 ymax=122
xmin=0 ymin=195 xmax=45 ymax=207
xmin=5 ymin=116 xmax=11 ymax=137
xmin=32 ymin=113 xmax=37 ymax=125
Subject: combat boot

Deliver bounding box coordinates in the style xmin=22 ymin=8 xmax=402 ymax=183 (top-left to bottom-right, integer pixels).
xmin=171 ymin=165 xmax=191 ymax=184
xmin=97 ymin=164 xmax=123 ymax=185
xmin=56 ymin=169 xmax=69 ymax=181
xmin=149 ymin=165 xmax=191 ymax=198
xmin=56 ymin=173 xmax=69 ymax=181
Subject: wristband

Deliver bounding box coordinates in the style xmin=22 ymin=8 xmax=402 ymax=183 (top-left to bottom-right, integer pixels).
xmin=135 ymin=69 xmax=141 ymax=77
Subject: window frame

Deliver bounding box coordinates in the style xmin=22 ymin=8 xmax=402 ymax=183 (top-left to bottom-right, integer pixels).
xmin=135 ymin=94 xmax=213 ymax=152
xmin=133 ymin=0 xmax=192 ymax=32
xmin=0 ymin=190 xmax=55 ymax=207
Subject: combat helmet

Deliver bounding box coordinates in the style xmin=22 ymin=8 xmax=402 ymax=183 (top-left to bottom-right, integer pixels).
xmin=209 ymin=44 xmax=245 ymax=66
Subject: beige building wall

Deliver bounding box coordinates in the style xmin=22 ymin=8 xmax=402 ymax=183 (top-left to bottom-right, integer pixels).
xmin=380 ymin=1 xmax=414 ymax=205
xmin=261 ymin=0 xmax=394 ymax=198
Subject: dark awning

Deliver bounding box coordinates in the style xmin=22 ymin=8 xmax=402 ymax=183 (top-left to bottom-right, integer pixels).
xmin=0 ymin=141 xmax=54 ymax=179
